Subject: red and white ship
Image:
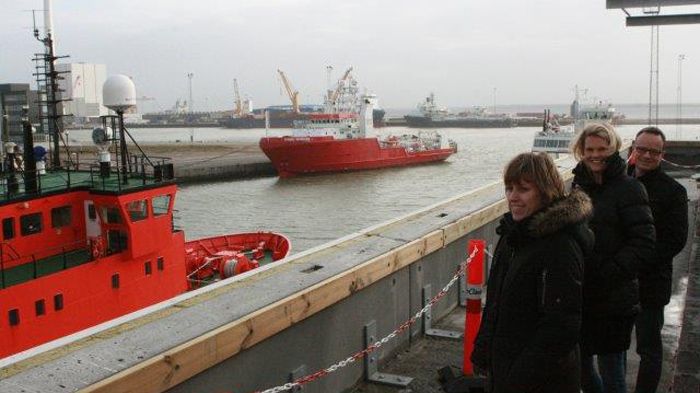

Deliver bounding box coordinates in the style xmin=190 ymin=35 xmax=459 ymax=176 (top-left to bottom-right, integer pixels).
xmin=259 ymin=95 xmax=457 ymax=177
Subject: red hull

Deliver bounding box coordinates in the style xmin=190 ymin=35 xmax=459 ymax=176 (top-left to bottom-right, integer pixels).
xmin=259 ymin=137 xmax=455 ymax=177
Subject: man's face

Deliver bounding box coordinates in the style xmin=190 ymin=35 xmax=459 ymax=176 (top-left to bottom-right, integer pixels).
xmin=633 ymin=132 xmax=665 ymax=174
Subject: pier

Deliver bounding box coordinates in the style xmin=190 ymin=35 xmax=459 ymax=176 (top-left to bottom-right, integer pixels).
xmin=0 ymin=143 xmax=698 ymax=393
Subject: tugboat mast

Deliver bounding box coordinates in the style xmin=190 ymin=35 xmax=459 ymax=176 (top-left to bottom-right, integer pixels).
xmin=32 ymin=0 xmax=69 ymax=169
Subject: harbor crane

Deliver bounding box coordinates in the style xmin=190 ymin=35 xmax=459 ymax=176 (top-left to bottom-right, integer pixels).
xmin=277 ymin=69 xmax=300 ymax=113
xmin=233 ymin=78 xmax=243 ymax=116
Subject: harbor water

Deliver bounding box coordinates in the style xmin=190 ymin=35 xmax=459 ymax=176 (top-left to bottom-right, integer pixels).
xmin=64 ymin=124 xmax=700 ymax=253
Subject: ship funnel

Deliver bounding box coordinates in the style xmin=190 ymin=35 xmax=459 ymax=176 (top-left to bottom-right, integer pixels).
xmin=103 ymin=75 xmax=136 ymax=111
xmin=359 ymin=94 xmax=376 ymax=137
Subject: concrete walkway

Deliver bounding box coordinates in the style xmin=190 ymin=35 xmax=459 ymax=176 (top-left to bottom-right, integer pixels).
xmin=349 ymin=176 xmax=699 ymax=393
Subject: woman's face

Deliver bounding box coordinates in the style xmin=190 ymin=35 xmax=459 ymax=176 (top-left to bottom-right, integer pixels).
xmin=583 ymin=135 xmax=611 ymax=174
xmin=506 ymin=180 xmax=543 ymax=222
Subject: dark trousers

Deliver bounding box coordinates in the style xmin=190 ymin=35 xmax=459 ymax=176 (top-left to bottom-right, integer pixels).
xmin=581 ymin=352 xmax=627 ymax=393
xmin=634 ymin=305 xmax=665 ymax=393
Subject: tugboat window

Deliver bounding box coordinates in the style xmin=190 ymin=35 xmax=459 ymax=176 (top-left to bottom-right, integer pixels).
xmin=101 ymin=206 xmax=123 ymax=224
xmin=20 ymin=213 xmax=42 ymax=236
xmin=107 ymin=230 xmax=128 ymax=254
xmin=54 ymin=293 xmax=64 ymax=310
xmin=35 ymin=299 xmax=46 ymax=316
xmin=152 ymin=195 xmax=171 ymax=216
xmin=2 ymin=217 xmax=15 ymax=240
xmin=125 ymin=200 xmax=148 ymax=222
xmin=51 ymin=205 xmax=72 ymax=228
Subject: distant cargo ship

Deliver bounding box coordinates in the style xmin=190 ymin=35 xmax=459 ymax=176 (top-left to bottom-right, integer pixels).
xmin=259 ymin=95 xmax=456 ymax=177
xmin=404 ymin=93 xmax=516 ymax=128
xmin=220 ymin=105 xmax=386 ymax=129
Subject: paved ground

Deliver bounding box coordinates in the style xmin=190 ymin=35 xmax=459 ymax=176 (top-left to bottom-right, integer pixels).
xmin=348 ymin=177 xmax=699 ymax=393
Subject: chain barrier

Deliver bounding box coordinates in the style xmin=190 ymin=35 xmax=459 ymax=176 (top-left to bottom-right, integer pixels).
xmin=251 ymin=246 xmax=480 ymax=393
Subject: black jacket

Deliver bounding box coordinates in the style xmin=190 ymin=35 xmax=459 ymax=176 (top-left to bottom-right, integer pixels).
xmin=629 ymin=165 xmax=688 ymax=306
xmin=572 ymin=152 xmax=656 ymax=354
xmin=471 ymin=189 xmax=594 ymax=393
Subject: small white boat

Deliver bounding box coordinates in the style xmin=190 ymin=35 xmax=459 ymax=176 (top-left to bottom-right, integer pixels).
xmin=533 ymin=88 xmax=616 ymax=155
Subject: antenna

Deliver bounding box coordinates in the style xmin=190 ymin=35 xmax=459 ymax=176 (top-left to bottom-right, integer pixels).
xmin=187 ymin=73 xmax=194 ymax=113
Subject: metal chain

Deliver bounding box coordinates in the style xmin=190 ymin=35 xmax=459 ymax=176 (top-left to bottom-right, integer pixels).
xmin=253 ymin=246 xmax=480 ymax=393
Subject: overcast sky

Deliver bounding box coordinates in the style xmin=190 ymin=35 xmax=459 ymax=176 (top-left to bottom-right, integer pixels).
xmin=1 ymin=0 xmax=699 ymax=112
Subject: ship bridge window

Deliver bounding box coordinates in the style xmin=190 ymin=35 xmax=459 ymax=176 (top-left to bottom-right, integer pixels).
xmin=100 ymin=206 xmax=123 ymax=224
xmin=152 ymin=195 xmax=171 ymax=216
xmin=125 ymin=200 xmax=148 ymax=222
xmin=51 ymin=205 xmax=72 ymax=228
xmin=107 ymin=229 xmax=128 ymax=254
xmin=20 ymin=213 xmax=42 ymax=236
xmin=2 ymin=217 xmax=14 ymax=240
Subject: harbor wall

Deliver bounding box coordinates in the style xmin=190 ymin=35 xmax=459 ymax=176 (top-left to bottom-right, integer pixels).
xmin=175 ymin=160 xmax=276 ymax=183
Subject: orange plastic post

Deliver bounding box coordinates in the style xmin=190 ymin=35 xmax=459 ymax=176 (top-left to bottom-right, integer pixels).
xmin=463 ymin=239 xmax=485 ymax=375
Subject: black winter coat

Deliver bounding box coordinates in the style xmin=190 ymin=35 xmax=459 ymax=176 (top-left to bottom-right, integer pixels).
xmin=471 ymin=189 xmax=594 ymax=393
xmin=572 ymin=152 xmax=656 ymax=355
xmin=628 ymin=165 xmax=689 ymax=306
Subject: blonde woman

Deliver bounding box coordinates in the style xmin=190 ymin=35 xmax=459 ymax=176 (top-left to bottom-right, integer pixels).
xmin=571 ymin=123 xmax=655 ymax=393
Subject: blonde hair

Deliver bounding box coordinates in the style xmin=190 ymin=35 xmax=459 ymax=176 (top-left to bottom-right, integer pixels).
xmin=503 ymin=152 xmax=565 ymax=206
xmin=571 ymin=123 xmax=622 ymax=160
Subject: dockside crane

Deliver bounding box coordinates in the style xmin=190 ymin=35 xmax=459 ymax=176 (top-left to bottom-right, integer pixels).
xmin=233 ymin=78 xmax=243 ymax=116
xmin=277 ymin=69 xmax=300 ymax=113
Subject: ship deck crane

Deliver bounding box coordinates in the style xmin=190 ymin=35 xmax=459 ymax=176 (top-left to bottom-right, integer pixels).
xmin=277 ymin=69 xmax=300 ymax=113
xmin=328 ymin=66 xmax=353 ymax=111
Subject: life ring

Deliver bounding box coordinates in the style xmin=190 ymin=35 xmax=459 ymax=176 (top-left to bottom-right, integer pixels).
xmin=91 ymin=237 xmax=103 ymax=259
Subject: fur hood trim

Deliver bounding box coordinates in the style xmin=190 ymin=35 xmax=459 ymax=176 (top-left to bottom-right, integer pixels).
xmin=528 ymin=188 xmax=592 ymax=237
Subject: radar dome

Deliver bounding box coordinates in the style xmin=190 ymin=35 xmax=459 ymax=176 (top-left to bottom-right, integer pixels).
xmin=103 ymin=75 xmax=136 ymax=111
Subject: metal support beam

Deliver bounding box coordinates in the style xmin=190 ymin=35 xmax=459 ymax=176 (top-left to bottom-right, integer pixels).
xmin=627 ymin=13 xmax=700 ymax=25
xmin=458 ymin=271 xmax=467 ymax=307
xmin=607 ymin=0 xmax=700 ymax=8
xmin=288 ymin=365 xmax=306 ymax=392
xmin=423 ymin=285 xmax=463 ymax=340
xmin=364 ymin=320 xmax=413 ymax=387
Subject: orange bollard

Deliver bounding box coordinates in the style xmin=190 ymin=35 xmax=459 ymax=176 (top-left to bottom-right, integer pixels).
xmin=463 ymin=239 xmax=485 ymax=376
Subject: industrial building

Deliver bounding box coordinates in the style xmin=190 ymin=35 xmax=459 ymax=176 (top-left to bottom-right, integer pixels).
xmin=56 ymin=63 xmax=108 ymax=123
xmin=0 ymin=83 xmax=41 ymax=142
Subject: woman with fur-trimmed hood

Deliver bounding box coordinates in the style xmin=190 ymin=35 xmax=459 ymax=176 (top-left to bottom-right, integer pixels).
xmin=471 ymin=152 xmax=594 ymax=393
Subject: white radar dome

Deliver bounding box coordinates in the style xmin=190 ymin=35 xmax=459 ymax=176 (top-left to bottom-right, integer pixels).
xmin=103 ymin=75 xmax=136 ymax=111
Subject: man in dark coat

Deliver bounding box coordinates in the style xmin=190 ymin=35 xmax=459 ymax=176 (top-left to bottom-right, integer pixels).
xmin=472 ymin=153 xmax=594 ymax=393
xmin=628 ymin=127 xmax=688 ymax=393
xmin=570 ymin=123 xmax=655 ymax=393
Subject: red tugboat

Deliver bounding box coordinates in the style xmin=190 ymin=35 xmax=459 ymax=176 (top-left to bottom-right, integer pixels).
xmin=259 ymin=95 xmax=457 ymax=177
xmin=0 ymin=75 xmax=290 ymax=359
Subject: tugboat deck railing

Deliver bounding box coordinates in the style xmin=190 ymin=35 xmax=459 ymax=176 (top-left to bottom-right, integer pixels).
xmin=0 ymin=155 xmax=175 ymax=202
